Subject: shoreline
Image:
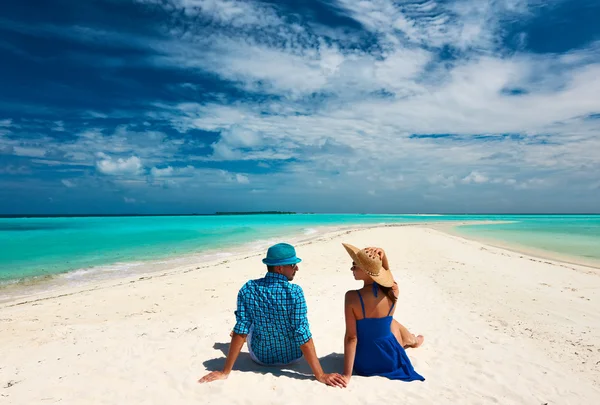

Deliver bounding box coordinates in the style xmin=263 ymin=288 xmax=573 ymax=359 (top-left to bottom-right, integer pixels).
xmin=436 ymin=223 xmax=600 ymax=271
xmin=2 ymin=219 xmax=597 ymax=307
xmin=3 ymin=215 xmax=598 ymax=293
xmin=0 ymin=223 xmax=373 ymax=306
xmin=0 ymin=220 xmax=500 ymax=307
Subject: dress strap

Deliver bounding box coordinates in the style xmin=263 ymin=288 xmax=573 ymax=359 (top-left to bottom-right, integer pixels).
xmin=356 ymin=290 xmax=366 ymax=318
xmin=387 ymin=300 xmax=396 ymax=316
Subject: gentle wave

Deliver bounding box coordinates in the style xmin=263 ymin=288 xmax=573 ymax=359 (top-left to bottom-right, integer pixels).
xmin=303 ymin=228 xmax=318 ymax=235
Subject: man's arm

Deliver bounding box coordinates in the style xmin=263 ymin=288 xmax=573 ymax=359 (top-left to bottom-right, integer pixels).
xmin=291 ymin=286 xmax=346 ymax=388
xmin=199 ymin=286 xmax=252 ymax=383
xmin=300 ymin=338 xmax=346 ymax=387
xmin=198 ymin=333 xmax=247 ymax=383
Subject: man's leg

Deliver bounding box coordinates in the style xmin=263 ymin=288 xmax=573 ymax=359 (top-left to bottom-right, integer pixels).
xmin=392 ymin=319 xmax=424 ymax=349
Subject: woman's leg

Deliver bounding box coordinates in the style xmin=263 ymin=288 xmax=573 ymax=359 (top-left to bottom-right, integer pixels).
xmin=392 ymin=319 xmax=424 ymax=349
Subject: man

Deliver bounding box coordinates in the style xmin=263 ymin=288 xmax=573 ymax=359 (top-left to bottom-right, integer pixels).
xmin=198 ymin=243 xmax=346 ymax=387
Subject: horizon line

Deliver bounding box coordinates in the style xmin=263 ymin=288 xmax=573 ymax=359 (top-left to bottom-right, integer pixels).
xmin=1 ymin=212 xmax=600 ymax=219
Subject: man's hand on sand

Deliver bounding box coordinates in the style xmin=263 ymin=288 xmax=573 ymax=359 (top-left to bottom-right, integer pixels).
xmin=317 ymin=373 xmax=347 ymax=388
xmin=198 ymin=371 xmax=228 ymax=383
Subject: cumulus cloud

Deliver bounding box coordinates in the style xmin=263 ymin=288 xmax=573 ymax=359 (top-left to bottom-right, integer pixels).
xmin=150 ymin=166 xmax=174 ymax=177
xmin=150 ymin=165 xmax=197 ymax=177
xmin=236 ymin=173 xmax=249 ymax=184
xmin=96 ymin=155 xmax=143 ymax=176
xmin=428 ymin=174 xmax=458 ymax=189
xmin=461 ymin=171 xmax=489 ymax=184
xmin=514 ymin=178 xmax=550 ymax=190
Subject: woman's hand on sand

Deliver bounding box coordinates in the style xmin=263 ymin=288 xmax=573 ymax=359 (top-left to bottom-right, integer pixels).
xmin=317 ymin=372 xmax=347 ymax=388
xmin=342 ymin=374 xmax=352 ymax=386
xmin=198 ymin=371 xmax=229 ymax=383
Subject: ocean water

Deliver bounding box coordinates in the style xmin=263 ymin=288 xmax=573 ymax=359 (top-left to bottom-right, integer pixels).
xmin=454 ymin=215 xmax=600 ymax=264
xmin=0 ymin=214 xmax=445 ymax=284
xmin=1 ymin=214 xmax=599 ymax=285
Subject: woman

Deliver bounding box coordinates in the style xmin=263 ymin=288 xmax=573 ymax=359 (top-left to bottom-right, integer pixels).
xmin=341 ymin=243 xmax=425 ymax=384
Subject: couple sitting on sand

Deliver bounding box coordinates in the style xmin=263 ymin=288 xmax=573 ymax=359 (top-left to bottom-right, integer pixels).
xmin=199 ymin=242 xmax=425 ymax=388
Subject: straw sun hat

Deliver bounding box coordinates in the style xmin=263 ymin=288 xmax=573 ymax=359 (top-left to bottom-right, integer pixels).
xmin=342 ymin=243 xmax=395 ymax=287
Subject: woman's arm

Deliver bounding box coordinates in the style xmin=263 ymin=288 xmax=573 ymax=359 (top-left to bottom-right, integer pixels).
xmin=342 ymin=291 xmax=358 ymax=382
xmin=366 ymin=247 xmax=389 ymax=270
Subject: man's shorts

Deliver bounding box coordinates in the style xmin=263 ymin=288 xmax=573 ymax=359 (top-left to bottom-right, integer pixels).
xmin=246 ymin=328 xmax=303 ymax=367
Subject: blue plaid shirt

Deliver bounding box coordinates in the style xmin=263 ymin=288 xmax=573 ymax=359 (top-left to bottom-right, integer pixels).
xmin=233 ymin=272 xmax=312 ymax=365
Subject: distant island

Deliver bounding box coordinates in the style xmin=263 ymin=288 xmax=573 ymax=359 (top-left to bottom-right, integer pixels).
xmin=215 ymin=211 xmax=295 ymax=215
xmin=0 ymin=212 xmax=298 ymax=218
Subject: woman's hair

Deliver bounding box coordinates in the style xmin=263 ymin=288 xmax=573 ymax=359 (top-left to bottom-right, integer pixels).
xmin=378 ymin=283 xmax=398 ymax=304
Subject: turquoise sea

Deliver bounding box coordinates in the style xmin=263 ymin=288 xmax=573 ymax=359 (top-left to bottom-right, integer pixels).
xmin=0 ymin=214 xmax=599 ymax=286
xmin=454 ymin=215 xmax=600 ymax=264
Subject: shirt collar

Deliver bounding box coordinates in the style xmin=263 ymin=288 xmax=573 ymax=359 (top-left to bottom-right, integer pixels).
xmin=264 ymin=272 xmax=289 ymax=283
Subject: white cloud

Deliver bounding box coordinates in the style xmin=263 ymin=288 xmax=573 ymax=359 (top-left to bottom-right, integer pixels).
xmin=514 ymin=178 xmax=550 ymax=190
xmin=236 ymin=173 xmax=249 ymax=184
xmin=334 ymin=0 xmax=534 ymax=51
xmin=1 ymin=126 xmax=180 ymax=172
xmin=52 ymin=121 xmax=65 ymax=132
xmin=461 ymin=171 xmax=489 ymax=184
xmin=138 ymin=0 xmax=283 ymax=28
xmin=428 ymin=174 xmax=457 ymax=189
xmin=96 ymin=155 xmax=143 ymax=176
xmin=12 ymin=145 xmax=48 ymax=158
xmin=143 ymin=0 xmax=599 ymax=187
xmin=61 ymin=179 xmax=76 ymax=188
xmin=2 ymin=0 xmax=599 ymax=212
xmin=0 ymin=165 xmax=30 ymax=175
xmin=150 ymin=166 xmax=174 ymax=177
xmin=31 ymin=159 xmax=93 ymax=167
xmin=150 ymin=165 xmax=196 ymax=177
xmin=124 ymin=197 xmax=136 ymax=203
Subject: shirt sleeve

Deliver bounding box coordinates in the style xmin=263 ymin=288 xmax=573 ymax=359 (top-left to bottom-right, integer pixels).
xmin=290 ymin=285 xmax=312 ymax=346
xmin=233 ymin=285 xmax=252 ymax=335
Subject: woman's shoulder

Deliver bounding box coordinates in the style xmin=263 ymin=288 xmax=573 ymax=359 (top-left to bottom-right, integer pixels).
xmin=344 ymin=289 xmax=360 ymax=304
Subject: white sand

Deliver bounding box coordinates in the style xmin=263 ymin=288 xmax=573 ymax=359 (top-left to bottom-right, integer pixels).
xmin=1 ymin=226 xmax=599 ymax=404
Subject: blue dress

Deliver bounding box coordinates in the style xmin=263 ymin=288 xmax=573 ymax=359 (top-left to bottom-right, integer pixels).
xmin=353 ymin=289 xmax=425 ymax=381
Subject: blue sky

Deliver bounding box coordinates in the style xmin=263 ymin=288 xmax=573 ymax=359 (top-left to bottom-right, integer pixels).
xmin=1 ymin=0 xmax=599 ymax=214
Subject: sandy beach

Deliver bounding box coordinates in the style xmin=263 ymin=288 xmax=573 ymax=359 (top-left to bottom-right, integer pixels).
xmin=1 ymin=225 xmax=599 ymax=404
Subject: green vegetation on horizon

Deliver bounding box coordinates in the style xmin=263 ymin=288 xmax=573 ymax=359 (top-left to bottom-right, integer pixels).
xmin=214 ymin=211 xmax=296 ymax=215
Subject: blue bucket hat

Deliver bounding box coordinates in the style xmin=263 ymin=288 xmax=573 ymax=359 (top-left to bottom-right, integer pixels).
xmin=262 ymin=243 xmax=302 ymax=266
